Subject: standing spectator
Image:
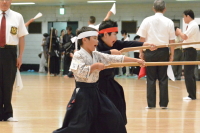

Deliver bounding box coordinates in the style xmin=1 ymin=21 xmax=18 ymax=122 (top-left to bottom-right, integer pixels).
xmin=176 ymin=9 xmax=200 ymax=100
xmin=0 ymin=0 xmax=28 ymax=121
xmin=47 ymin=28 xmax=60 ymax=76
xmin=39 ymin=33 xmax=49 ymax=73
xmin=62 ymin=26 xmax=75 ymax=78
xmin=137 ymin=0 xmax=175 ymax=109
xmin=59 ymin=29 xmax=65 ymax=46
xmin=88 ymin=16 xmax=96 ymax=28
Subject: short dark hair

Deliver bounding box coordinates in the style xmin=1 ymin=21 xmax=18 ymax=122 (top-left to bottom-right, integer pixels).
xmin=121 ymin=30 xmax=127 ymax=35
xmin=153 ymin=0 xmax=166 ymax=12
xmin=183 ymin=9 xmax=195 ymax=19
xmin=98 ymin=20 xmax=118 ymax=38
xmin=43 ymin=33 xmax=49 ymax=37
xmin=89 ymin=16 xmax=96 ymax=24
xmin=66 ymin=26 xmax=72 ymax=31
xmin=77 ymin=26 xmax=97 ymax=46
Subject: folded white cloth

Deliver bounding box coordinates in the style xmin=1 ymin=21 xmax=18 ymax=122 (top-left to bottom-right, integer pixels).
xmin=15 ymin=69 xmax=23 ymax=92
xmin=110 ymin=3 xmax=116 ymax=15
xmin=33 ymin=12 xmax=42 ymax=19
xmin=167 ymin=65 xmax=175 ymax=81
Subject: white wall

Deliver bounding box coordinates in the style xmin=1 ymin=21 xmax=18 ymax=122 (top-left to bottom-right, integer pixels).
xmin=11 ymin=3 xmax=200 ymax=64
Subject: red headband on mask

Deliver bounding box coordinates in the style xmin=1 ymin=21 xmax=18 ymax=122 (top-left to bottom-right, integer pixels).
xmin=99 ymin=27 xmax=118 ymax=34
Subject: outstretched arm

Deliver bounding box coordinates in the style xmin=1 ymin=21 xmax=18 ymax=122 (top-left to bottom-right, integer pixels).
xmin=25 ymin=18 xmax=34 ymax=27
xmin=104 ymin=11 xmax=113 ymax=21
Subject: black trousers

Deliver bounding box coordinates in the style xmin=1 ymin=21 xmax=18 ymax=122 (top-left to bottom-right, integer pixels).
xmin=0 ymin=46 xmax=17 ymax=121
xmin=172 ymin=49 xmax=183 ymax=79
xmin=183 ymin=47 xmax=197 ymax=99
xmin=144 ymin=48 xmax=169 ymax=107
xmin=194 ymin=50 xmax=200 ymax=80
xmin=133 ymin=52 xmax=140 ymax=75
xmin=50 ymin=56 xmax=60 ymax=75
xmin=63 ymin=54 xmax=71 ymax=75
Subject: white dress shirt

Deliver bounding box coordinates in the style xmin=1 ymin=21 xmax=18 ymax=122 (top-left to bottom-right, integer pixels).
xmin=88 ymin=23 xmax=100 ymax=30
xmin=0 ymin=9 xmax=28 ymax=45
xmin=182 ymin=20 xmax=200 ymax=49
xmin=137 ymin=13 xmax=175 ymax=45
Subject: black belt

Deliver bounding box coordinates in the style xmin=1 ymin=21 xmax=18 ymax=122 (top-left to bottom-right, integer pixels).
xmin=0 ymin=45 xmax=17 ymax=49
xmin=76 ymin=82 xmax=97 ymax=88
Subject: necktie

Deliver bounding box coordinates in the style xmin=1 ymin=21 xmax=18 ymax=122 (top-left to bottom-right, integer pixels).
xmin=0 ymin=12 xmax=6 ymax=47
xmin=186 ymin=25 xmax=188 ymax=30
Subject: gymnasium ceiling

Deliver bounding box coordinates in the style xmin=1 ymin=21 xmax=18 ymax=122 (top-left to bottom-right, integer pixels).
xmin=12 ymin=0 xmax=200 ymax=6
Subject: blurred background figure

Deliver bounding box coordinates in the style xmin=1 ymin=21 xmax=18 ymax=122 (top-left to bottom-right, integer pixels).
xmin=132 ymin=26 xmax=141 ymax=77
xmin=62 ymin=26 xmax=75 ymax=78
xmin=59 ymin=29 xmax=66 ymax=45
xmin=172 ymin=26 xmax=183 ymax=80
xmin=46 ymin=28 xmax=60 ymax=76
xmin=88 ymin=16 xmax=96 ymax=28
xmin=118 ymin=30 xmax=130 ymax=77
xmin=59 ymin=29 xmax=66 ymax=76
xmin=39 ymin=33 xmax=49 ymax=73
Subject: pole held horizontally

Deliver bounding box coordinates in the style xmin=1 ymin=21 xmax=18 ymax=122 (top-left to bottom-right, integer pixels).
xmin=120 ymin=42 xmax=200 ymax=53
xmin=105 ymin=61 xmax=200 ymax=68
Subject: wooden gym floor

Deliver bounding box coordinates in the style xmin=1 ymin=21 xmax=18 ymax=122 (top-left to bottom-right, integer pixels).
xmin=0 ymin=72 xmax=200 ymax=133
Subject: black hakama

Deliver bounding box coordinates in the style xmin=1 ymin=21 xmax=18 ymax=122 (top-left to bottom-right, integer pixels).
xmin=50 ymin=56 xmax=60 ymax=75
xmin=96 ymin=39 xmax=144 ymax=125
xmin=53 ymin=82 xmax=127 ymax=133
xmin=98 ymin=69 xmax=127 ymax=124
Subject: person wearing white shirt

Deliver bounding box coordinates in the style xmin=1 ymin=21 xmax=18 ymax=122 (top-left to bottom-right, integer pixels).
xmin=88 ymin=11 xmax=113 ymax=30
xmin=176 ymin=9 xmax=200 ymax=100
xmin=137 ymin=0 xmax=175 ymax=109
xmin=88 ymin=16 xmax=97 ymax=29
xmin=39 ymin=33 xmax=48 ymax=73
xmin=0 ymin=0 xmax=28 ymax=122
xmin=172 ymin=27 xmax=183 ymax=80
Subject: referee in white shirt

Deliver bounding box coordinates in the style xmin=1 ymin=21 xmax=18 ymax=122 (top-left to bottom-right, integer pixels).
xmin=0 ymin=0 xmax=28 ymax=122
xmin=176 ymin=9 xmax=200 ymax=100
xmin=137 ymin=0 xmax=175 ymax=109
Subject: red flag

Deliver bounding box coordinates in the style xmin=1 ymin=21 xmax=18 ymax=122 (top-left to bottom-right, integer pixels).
xmin=138 ymin=67 xmax=146 ymax=79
